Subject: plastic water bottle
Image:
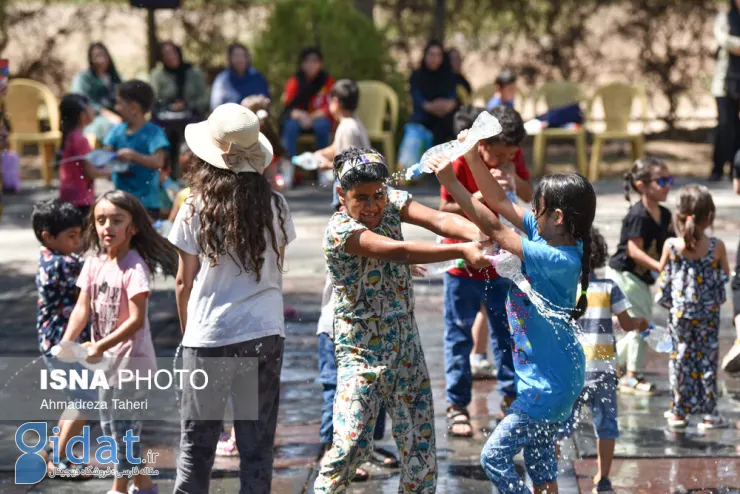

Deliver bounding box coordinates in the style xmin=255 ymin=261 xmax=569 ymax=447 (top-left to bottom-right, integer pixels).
xmin=424 ymin=258 xmax=465 ymax=276
xmin=488 ymin=252 xmax=531 ymax=295
xmin=292 ymin=152 xmax=321 ymax=171
xmin=640 ymin=324 xmax=673 ymax=353
xmin=405 ymin=111 xmax=503 ymax=180
xmin=50 ymin=341 xmax=111 ymax=371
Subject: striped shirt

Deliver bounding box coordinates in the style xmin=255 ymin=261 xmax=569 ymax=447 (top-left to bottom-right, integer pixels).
xmin=576 ymin=277 xmax=631 ymax=386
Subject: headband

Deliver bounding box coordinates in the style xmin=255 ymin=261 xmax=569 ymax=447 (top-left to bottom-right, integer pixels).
xmin=338 ymin=152 xmax=387 ymax=179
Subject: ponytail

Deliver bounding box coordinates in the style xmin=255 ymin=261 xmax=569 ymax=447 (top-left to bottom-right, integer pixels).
xmin=675 ymin=184 xmax=715 ymax=252
xmin=682 ymin=215 xmax=697 ymax=251
xmin=623 ymin=171 xmax=634 ymax=203
xmin=571 ymin=228 xmax=592 ymax=321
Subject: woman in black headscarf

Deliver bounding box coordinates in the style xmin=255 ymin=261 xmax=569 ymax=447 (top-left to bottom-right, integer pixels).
xmin=712 ymin=0 xmax=740 ymax=180
xmin=409 ymin=41 xmax=459 ymax=145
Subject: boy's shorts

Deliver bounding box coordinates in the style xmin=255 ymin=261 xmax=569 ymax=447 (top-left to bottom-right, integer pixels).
xmin=41 ymin=353 xmax=99 ymax=403
xmin=558 ymin=381 xmax=619 ymax=441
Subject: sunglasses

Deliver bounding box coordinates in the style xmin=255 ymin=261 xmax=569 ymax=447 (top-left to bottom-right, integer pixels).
xmin=647 ymin=176 xmax=674 ymax=188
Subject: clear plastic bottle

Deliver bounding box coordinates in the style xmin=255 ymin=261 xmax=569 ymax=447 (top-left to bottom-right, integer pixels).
xmin=405 ymin=111 xmax=503 ymax=180
xmin=422 ymin=258 xmax=465 ymax=276
xmin=50 ymin=341 xmax=111 ymax=371
xmin=292 ymin=152 xmax=321 ymax=171
xmin=488 ymin=252 xmax=531 ymax=295
xmin=640 ymin=324 xmax=673 ymax=353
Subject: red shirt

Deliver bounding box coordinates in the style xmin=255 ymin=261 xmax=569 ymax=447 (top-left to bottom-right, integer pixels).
xmin=282 ymin=74 xmax=335 ymax=121
xmin=59 ymin=130 xmax=94 ymax=207
xmin=439 ymin=149 xmax=530 ymax=280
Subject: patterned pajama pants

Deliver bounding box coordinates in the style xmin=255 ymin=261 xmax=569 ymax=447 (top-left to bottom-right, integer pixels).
xmin=669 ymin=312 xmax=720 ymax=416
xmin=314 ymin=314 xmax=437 ymax=493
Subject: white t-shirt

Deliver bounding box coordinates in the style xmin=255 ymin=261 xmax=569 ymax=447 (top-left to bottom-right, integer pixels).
xmin=333 ymin=117 xmax=371 ymax=153
xmin=168 ymin=194 xmax=297 ymax=347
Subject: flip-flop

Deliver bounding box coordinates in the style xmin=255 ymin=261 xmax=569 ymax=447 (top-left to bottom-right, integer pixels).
xmin=447 ymin=406 xmax=473 ymax=438
xmin=369 ymin=447 xmax=399 ymax=469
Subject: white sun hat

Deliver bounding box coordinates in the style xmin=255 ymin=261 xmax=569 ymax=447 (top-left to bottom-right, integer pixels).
xmin=184 ymin=103 xmax=273 ymax=174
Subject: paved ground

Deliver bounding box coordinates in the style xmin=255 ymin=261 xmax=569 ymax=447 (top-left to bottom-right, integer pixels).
xmin=1 ymin=174 xmax=739 ymax=493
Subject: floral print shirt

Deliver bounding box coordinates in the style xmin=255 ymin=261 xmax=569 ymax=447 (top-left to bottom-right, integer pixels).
xmin=324 ymin=189 xmax=414 ymax=326
xmin=36 ymin=248 xmax=90 ymax=356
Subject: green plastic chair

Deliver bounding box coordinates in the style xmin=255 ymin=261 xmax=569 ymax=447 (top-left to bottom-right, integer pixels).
xmin=586 ymin=82 xmax=647 ymax=181
xmin=356 ymin=80 xmax=399 ymax=173
xmin=531 ymin=81 xmax=587 ymax=177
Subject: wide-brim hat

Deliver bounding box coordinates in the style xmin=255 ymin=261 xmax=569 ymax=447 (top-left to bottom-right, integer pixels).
xmin=184 ymin=103 xmax=273 ymax=174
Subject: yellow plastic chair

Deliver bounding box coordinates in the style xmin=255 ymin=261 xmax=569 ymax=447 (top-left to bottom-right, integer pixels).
xmin=531 ymin=81 xmax=587 ymax=177
xmin=6 ymin=79 xmax=62 ymax=186
xmin=586 ymin=83 xmax=647 ymax=182
xmin=356 ymin=81 xmax=399 ymax=174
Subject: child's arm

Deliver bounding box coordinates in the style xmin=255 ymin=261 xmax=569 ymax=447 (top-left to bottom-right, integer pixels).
xmin=716 ymin=238 xmax=731 ymax=276
xmin=657 ymin=240 xmax=673 ymax=273
xmin=87 ymin=293 xmax=149 ymax=356
xmin=627 ymin=237 xmax=661 ymax=272
xmin=344 ymin=230 xmax=489 ymax=267
xmin=429 ymin=157 xmax=525 ymax=259
xmin=61 ymin=291 xmax=92 ymax=342
xmin=82 ymin=160 xmax=112 ymax=180
xmin=174 ymin=249 xmax=200 ymax=334
xmin=615 ymin=310 xmax=649 ymax=333
xmin=117 ymin=148 xmax=166 ymax=170
xmin=402 ymin=199 xmax=482 ymax=242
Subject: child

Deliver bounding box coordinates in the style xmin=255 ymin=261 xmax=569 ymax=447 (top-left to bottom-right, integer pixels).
xmin=62 ymin=190 xmax=177 ymax=494
xmin=1 ymin=114 xmax=20 ymax=193
xmin=158 ymin=160 xmax=180 ymax=219
xmin=58 ymin=94 xmax=112 ymax=217
xmin=314 ymin=147 xmax=490 ymax=493
xmin=104 ymin=80 xmax=170 ymax=220
xmin=724 ymin=153 xmax=740 ymax=373
xmin=167 ymin=142 xmax=193 ymax=224
xmin=429 ymin=133 xmax=596 ymax=493
xmin=607 ymin=156 xmax=673 ymax=394
xmin=440 ymin=105 xmax=532 ymax=436
xmin=168 ymin=104 xmax=296 ymax=493
xmin=486 ymin=69 xmax=518 ymax=110
xmin=557 ymin=227 xmax=648 ymax=494
xmin=32 ymin=199 xmax=95 ymax=478
xmin=656 ymin=184 xmax=730 ymax=430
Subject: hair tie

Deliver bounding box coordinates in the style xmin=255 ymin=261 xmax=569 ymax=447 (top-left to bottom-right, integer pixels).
xmin=581 ymin=289 xmax=588 ymax=295
xmin=686 ymin=215 xmax=693 ymax=221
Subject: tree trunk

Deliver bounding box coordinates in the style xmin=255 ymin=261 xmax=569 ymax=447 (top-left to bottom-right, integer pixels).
xmin=354 ymin=0 xmax=375 ymax=20
xmin=433 ymin=0 xmax=445 ymax=41
xmin=147 ymin=8 xmax=158 ymax=70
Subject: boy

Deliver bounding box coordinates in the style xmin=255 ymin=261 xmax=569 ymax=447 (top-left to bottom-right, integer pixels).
xmin=558 ymin=228 xmax=648 ymax=494
xmin=486 ymin=69 xmax=517 ymax=110
xmin=32 ymin=199 xmax=95 ymax=477
xmin=440 ymin=104 xmax=532 ymax=437
xmin=104 ymin=80 xmax=170 ymax=219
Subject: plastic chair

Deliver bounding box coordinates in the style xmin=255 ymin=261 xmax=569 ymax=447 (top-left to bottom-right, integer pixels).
xmin=5 ymin=79 xmax=62 ymax=185
xmin=356 ymin=81 xmax=399 ymax=173
xmin=586 ymin=82 xmax=647 ymax=182
xmin=531 ymin=81 xmax=587 ymax=177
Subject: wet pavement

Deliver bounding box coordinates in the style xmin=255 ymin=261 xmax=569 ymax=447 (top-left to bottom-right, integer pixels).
xmin=1 ymin=176 xmax=739 ymax=493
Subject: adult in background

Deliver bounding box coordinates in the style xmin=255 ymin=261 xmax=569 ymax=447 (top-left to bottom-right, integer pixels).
xmin=280 ymin=46 xmax=335 ymax=159
xmin=210 ymin=43 xmax=270 ymax=112
xmin=150 ymin=41 xmax=209 ymax=175
xmin=410 ymin=41 xmax=458 ymax=145
xmin=711 ymin=0 xmax=740 ymax=182
xmin=70 ymin=42 xmax=122 ymax=143
xmin=448 ymin=47 xmax=472 ymax=105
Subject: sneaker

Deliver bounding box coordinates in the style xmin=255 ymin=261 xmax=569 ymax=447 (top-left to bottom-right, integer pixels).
xmin=667 ymin=414 xmax=688 ymax=430
xmin=128 ymin=486 xmax=159 ymax=494
xmin=593 ymin=477 xmax=614 ymax=493
xmin=697 ymin=414 xmax=729 ymax=430
xmin=216 ymin=432 xmax=238 ymax=457
xmin=470 ymin=355 xmax=496 ymax=380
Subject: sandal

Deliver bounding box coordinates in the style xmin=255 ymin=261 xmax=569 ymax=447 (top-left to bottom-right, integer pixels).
xmin=619 ymin=376 xmax=657 ymax=396
xmin=667 ymin=414 xmax=687 ymax=430
xmin=369 ymin=447 xmax=399 ymax=469
xmin=447 ymin=406 xmax=473 ymax=438
xmin=697 ymin=415 xmax=730 ymax=430
xmin=216 ymin=432 xmax=238 ymax=457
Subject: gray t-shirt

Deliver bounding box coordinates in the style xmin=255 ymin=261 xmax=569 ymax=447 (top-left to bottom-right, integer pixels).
xmin=168 ymin=194 xmax=297 ymax=347
xmin=333 ymin=117 xmax=371 ymax=153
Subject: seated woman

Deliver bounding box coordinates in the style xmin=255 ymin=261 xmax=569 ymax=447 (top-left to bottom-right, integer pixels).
xmin=409 ymin=41 xmax=458 ymax=145
xmin=210 ymin=43 xmax=270 ymax=112
xmin=448 ymin=47 xmax=472 ymax=105
xmin=280 ymin=46 xmax=335 ymax=158
xmin=150 ymin=41 xmax=208 ymax=174
xmin=70 ymin=42 xmax=122 ymax=143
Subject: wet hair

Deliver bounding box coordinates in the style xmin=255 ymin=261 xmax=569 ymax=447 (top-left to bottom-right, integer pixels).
xmin=87 ymin=42 xmax=121 ymax=84
xmin=453 ymin=104 xmax=484 ymax=135
xmin=186 ymin=158 xmax=288 ymax=282
xmin=84 ymin=190 xmax=178 ymax=277
xmin=227 ymin=42 xmax=249 ymax=67
xmin=484 ymin=106 xmax=526 ymax=147
xmin=588 ymin=227 xmax=609 ymax=270
xmin=624 ymin=156 xmax=666 ymax=203
xmin=532 ymin=173 xmax=597 ymax=320
xmin=330 ymin=79 xmax=360 ymax=112
xmin=675 ymin=184 xmax=715 ymax=251
xmin=299 ymin=46 xmax=323 ymax=64
xmin=32 ymin=199 xmax=84 ymax=243
xmin=495 ymin=69 xmax=517 ymax=88
xmin=117 ymin=80 xmax=156 ymax=114
xmin=334 ymin=147 xmax=389 ymax=191
xmin=58 ymin=94 xmax=91 ymax=160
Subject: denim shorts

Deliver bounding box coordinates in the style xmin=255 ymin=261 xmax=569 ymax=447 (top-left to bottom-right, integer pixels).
xmin=558 ymin=382 xmax=619 ymax=440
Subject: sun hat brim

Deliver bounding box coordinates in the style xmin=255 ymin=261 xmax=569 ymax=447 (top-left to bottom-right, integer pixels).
xmin=184 ymin=120 xmax=274 ymax=173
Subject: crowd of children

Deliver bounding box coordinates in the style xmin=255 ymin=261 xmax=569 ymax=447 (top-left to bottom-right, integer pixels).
xmin=20 ymin=59 xmax=740 ymax=494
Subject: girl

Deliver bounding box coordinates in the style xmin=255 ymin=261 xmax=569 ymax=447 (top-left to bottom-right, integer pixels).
xmin=314 ymin=147 xmax=489 ymax=493
xmin=62 ymin=189 xmax=178 ymax=494
xmin=429 ymin=131 xmax=596 ymax=494
xmin=168 ymin=104 xmax=295 ymax=493
xmin=607 ymin=156 xmax=673 ymax=394
xmin=656 ymin=184 xmax=730 ymax=430
xmin=58 ymin=94 xmax=111 ymax=217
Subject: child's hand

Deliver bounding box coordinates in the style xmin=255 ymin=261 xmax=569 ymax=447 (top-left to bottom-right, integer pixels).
xmin=635 ymin=318 xmax=650 ymax=333
xmin=410 ymin=264 xmax=428 ymax=278
xmin=461 ymin=241 xmax=492 ymax=269
xmin=117 ymin=148 xmax=137 ymax=162
xmin=82 ymin=341 xmax=104 ymax=361
xmin=457 ymin=129 xmax=480 ymax=165
xmin=490 ymin=168 xmax=513 ymax=190
xmin=427 ymin=155 xmax=456 ymax=185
